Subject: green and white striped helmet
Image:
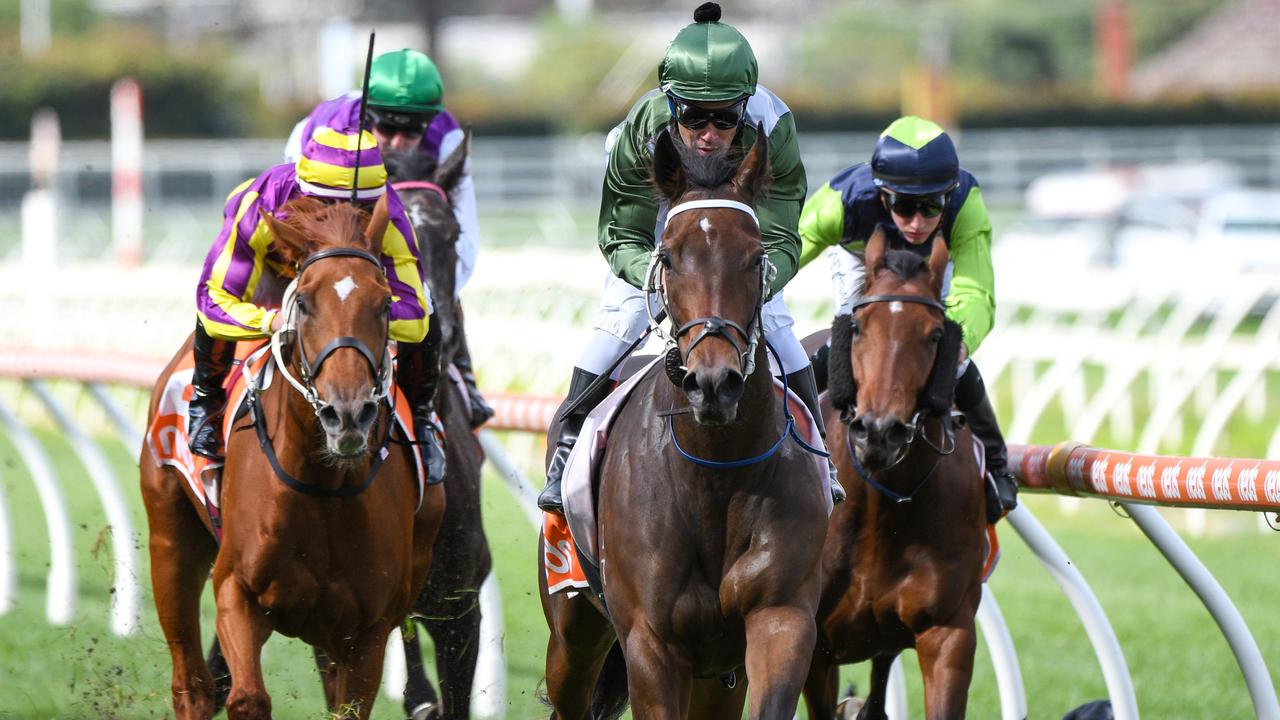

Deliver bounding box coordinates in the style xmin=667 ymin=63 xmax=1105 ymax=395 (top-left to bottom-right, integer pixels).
xmin=658 ymin=3 xmax=757 ymax=102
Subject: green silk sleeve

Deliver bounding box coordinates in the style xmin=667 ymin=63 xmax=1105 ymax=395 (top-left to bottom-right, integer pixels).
xmin=598 ymin=120 xmax=661 ymax=290
xmin=946 ymin=186 xmax=997 ymax=353
xmin=798 ymin=182 xmax=846 ymax=268
xmin=757 ymin=113 xmax=806 ymax=297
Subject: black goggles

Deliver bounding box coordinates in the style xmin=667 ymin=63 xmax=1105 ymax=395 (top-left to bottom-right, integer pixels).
xmin=882 ymin=190 xmax=947 ymax=218
xmin=667 ymin=95 xmax=747 ymax=131
xmin=366 ymin=108 xmax=432 ymax=136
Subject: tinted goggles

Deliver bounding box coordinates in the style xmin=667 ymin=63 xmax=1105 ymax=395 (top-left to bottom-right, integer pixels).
xmin=883 ymin=190 xmax=947 ymax=218
xmin=667 ymin=95 xmax=747 ymax=131
xmin=366 ymin=108 xmax=432 ymax=136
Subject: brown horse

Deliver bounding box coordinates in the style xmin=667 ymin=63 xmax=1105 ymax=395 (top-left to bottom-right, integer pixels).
xmin=140 ymin=196 xmax=446 ymax=720
xmin=540 ymin=128 xmax=829 ymax=719
xmin=802 ymin=229 xmax=986 ymax=720
xmin=385 ymin=141 xmax=493 ymax=720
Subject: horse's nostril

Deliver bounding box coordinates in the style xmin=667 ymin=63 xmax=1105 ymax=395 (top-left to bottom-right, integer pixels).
xmin=317 ymin=405 xmax=341 ymax=431
xmin=681 ymin=372 xmax=703 ymax=399
xmin=357 ymin=401 xmax=378 ymax=428
xmin=887 ymin=421 xmax=912 ymax=446
xmin=715 ymin=369 xmax=745 ymax=405
xmin=848 ymin=416 xmax=868 ymax=439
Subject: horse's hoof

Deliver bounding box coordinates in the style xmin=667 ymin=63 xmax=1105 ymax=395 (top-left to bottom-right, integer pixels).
xmin=835 ymin=695 xmax=865 ymax=720
xmin=410 ymin=701 xmax=442 ymax=720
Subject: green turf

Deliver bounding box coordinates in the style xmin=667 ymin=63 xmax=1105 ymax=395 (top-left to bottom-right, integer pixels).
xmin=1 ymin=425 xmax=1277 ymax=718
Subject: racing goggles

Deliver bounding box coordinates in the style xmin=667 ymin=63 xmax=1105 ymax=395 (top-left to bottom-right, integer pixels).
xmin=882 ymin=190 xmax=947 ymax=218
xmin=667 ymin=95 xmax=747 ymax=131
xmin=366 ymin=107 xmax=432 ymax=136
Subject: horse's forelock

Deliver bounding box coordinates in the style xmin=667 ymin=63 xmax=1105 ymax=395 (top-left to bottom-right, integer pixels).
xmin=880 ymin=249 xmax=929 ymax=283
xmin=276 ymin=197 xmax=374 ymax=265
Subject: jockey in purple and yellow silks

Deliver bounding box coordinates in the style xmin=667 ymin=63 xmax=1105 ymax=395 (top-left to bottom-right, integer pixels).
xmin=285 ymin=49 xmax=495 ymax=428
xmin=189 ymin=110 xmax=447 ymax=484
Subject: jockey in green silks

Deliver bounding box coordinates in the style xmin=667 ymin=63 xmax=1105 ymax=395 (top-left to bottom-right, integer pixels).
xmin=536 ymin=1 xmax=846 ymax=513
xmin=799 ymin=115 xmax=1017 ymax=523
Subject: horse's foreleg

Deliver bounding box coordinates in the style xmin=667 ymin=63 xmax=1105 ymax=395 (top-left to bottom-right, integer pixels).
xmin=214 ymin=576 xmax=273 ymax=720
xmin=688 ymin=675 xmax=748 ymax=719
xmin=742 ymin=605 xmax=816 ymax=720
xmin=329 ymin=625 xmax=395 ymax=720
xmin=313 ymin=645 xmax=339 ymax=711
xmin=916 ymin=623 xmax=978 ymax=720
xmin=143 ymin=467 xmax=219 ymax=720
xmin=424 ymin=600 xmax=482 ymax=719
xmin=620 ymin=625 xmax=690 ymax=720
xmin=857 ymin=654 xmax=898 ymax=720
xmin=401 ymin=620 xmax=442 ymax=720
xmin=802 ymin=648 xmax=841 ymax=720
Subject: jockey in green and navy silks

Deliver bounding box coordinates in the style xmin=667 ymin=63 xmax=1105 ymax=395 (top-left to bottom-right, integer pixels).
xmin=799 ymin=115 xmax=1015 ymax=523
xmin=197 ymin=121 xmax=430 ymax=343
xmin=799 ymin=117 xmax=996 ymax=355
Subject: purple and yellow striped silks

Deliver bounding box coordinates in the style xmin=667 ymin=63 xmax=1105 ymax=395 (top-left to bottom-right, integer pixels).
xmin=295 ymin=98 xmax=388 ymax=199
xmin=196 ymin=163 xmax=431 ymax=343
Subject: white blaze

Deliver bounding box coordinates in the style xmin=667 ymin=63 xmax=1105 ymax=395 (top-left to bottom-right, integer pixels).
xmin=700 ymin=217 xmax=714 ymax=246
xmin=889 ymin=301 xmax=904 ymax=314
xmin=334 ymin=275 xmax=357 ymax=302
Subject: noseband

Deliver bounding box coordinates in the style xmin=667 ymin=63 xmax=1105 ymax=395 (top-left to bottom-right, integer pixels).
xmin=846 ymin=291 xmax=956 ymax=499
xmin=645 ymin=199 xmax=775 ymax=381
xmin=391 ymin=180 xmax=448 ymax=203
xmin=270 ymin=247 xmax=394 ymax=416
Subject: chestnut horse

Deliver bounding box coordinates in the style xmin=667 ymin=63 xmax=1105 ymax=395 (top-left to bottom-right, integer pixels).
xmin=141 ymin=196 xmax=446 ymax=719
xmin=540 ymin=128 xmax=829 ymax=719
xmin=802 ymin=229 xmax=986 ymax=719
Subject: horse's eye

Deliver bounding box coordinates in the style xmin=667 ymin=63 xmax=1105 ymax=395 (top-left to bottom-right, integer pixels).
xmin=753 ymin=253 xmax=764 ymax=269
xmin=849 ymin=318 xmax=861 ymax=337
xmin=928 ymin=327 xmax=943 ymax=344
xmin=296 ymin=295 xmax=310 ymax=316
xmin=382 ymin=299 xmax=392 ymax=316
xmin=659 ymin=249 xmax=672 ymax=268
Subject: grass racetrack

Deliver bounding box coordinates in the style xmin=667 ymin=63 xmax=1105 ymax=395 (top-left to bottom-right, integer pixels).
xmin=1 ymin=422 xmax=1277 ymax=718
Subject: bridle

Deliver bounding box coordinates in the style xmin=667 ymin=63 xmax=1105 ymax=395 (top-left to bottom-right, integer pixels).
xmin=644 ymin=198 xmax=775 ymax=380
xmin=845 ymin=292 xmax=956 ymax=496
xmin=269 ymin=247 xmax=393 ymax=417
xmin=245 ymin=246 xmax=397 ymax=499
xmin=391 ymin=179 xmax=448 ymax=203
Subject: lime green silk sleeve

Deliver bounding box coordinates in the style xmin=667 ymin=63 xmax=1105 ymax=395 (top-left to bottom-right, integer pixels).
xmin=946 ymin=186 xmax=996 ymax=353
xmin=798 ymin=183 xmax=846 ymax=268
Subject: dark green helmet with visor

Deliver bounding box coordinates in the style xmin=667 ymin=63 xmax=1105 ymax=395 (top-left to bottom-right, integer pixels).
xmin=658 ymin=3 xmax=758 ymax=103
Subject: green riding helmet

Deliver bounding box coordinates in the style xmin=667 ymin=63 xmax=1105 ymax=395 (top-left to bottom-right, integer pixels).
xmin=658 ymin=3 xmax=757 ymax=102
xmin=368 ymin=49 xmax=444 ymax=114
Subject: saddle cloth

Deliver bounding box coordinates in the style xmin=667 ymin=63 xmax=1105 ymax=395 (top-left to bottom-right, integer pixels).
xmin=543 ymin=358 xmax=832 ymax=597
xmin=145 ymin=340 xmax=425 ymax=519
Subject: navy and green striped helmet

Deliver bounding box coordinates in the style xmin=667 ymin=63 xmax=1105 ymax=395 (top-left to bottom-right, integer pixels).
xmin=871 ymin=116 xmax=960 ymax=196
xmin=658 ymin=3 xmax=757 ymax=102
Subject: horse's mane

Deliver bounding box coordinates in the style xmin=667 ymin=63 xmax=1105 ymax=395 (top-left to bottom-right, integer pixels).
xmin=273 ymin=197 xmax=374 ymax=266
xmin=382 ymin=147 xmax=437 ymax=183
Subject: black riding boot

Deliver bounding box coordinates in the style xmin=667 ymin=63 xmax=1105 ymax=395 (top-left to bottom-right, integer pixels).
xmin=189 ymin=320 xmax=236 ymax=461
xmin=538 ymin=367 xmax=609 ymax=512
xmin=452 ymin=331 xmax=494 ymax=429
xmin=956 ymin=362 xmax=1017 ymax=523
xmin=398 ymin=317 xmax=447 ymax=485
xmin=786 ymin=365 xmax=847 ymax=505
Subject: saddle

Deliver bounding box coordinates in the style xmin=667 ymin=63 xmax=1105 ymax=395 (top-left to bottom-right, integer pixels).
xmin=542 ymin=358 xmax=830 ymax=600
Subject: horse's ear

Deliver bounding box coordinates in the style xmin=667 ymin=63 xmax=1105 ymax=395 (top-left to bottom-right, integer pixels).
xmin=732 ymin=123 xmax=769 ymax=203
xmin=435 ymin=129 xmax=470 ymax=194
xmin=365 ymin=194 xmax=390 ymax=256
xmin=865 ymin=224 xmax=887 ymax=277
xmin=927 ymin=234 xmax=949 ymax=298
xmin=653 ymin=127 xmax=685 ymax=203
xmin=259 ymin=207 xmax=308 ymax=264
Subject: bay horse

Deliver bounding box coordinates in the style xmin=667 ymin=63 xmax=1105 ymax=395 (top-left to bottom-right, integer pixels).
xmin=540 ymin=127 xmax=829 ymax=719
xmin=383 ymin=141 xmax=493 ymax=720
xmin=140 ymin=195 xmax=446 ymax=719
xmin=802 ymin=229 xmax=986 ymax=719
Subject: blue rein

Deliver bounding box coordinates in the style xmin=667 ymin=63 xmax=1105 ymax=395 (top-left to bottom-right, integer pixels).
xmin=846 ymin=421 xmax=942 ymax=504
xmin=668 ymin=341 xmax=830 ymax=470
